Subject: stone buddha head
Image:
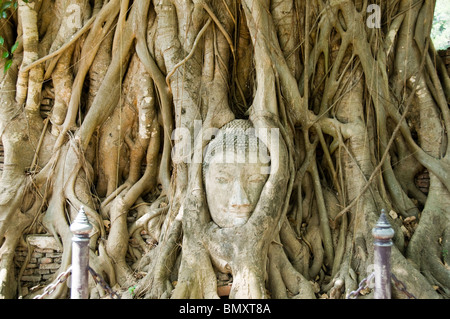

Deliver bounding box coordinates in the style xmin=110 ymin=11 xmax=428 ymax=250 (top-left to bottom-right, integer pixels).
xmin=202 ymin=120 xmax=270 ymax=228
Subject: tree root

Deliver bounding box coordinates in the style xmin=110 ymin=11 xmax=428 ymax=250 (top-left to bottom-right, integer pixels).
xmin=268 ymin=241 xmax=315 ymax=299
xmin=323 ymin=232 xmax=358 ymax=299
xmin=406 ymin=183 xmax=450 ymax=297
xmin=131 ymin=218 xmax=182 ymax=299
xmin=1 ymin=0 xmax=450 ymax=300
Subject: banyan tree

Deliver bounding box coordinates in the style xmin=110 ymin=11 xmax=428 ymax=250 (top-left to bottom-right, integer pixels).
xmin=0 ymin=0 xmax=448 ymax=299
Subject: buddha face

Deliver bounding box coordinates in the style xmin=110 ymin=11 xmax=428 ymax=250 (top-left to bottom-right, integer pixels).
xmin=204 ymin=150 xmax=269 ymax=228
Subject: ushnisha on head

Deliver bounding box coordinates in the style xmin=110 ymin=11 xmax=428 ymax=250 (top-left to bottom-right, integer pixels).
xmin=202 ymin=120 xmax=270 ymax=228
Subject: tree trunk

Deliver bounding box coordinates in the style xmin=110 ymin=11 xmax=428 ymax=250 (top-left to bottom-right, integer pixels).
xmin=0 ymin=0 xmax=448 ymax=299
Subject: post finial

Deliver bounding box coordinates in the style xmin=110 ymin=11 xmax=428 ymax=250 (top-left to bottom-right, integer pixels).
xmin=70 ymin=206 xmax=93 ymax=236
xmin=372 ymin=209 xmax=394 ymax=246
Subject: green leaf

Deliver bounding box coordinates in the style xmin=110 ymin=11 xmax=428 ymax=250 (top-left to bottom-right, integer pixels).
xmin=13 ymin=1 xmax=18 ymax=9
xmin=1 ymin=1 xmax=13 ymax=11
xmin=0 ymin=36 xmax=4 ymax=46
xmin=128 ymin=286 xmax=136 ymax=296
xmin=2 ymin=11 xmax=7 ymax=19
xmin=2 ymin=51 xmax=9 ymax=58
xmin=4 ymin=59 xmax=12 ymax=73
xmin=10 ymin=40 xmax=18 ymax=53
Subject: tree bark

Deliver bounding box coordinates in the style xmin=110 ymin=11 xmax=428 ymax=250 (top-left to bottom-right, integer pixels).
xmin=0 ymin=0 xmax=448 ymax=299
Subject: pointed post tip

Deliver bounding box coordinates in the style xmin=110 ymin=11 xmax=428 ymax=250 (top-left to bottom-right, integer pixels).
xmin=372 ymin=209 xmax=394 ymax=246
xmin=70 ymin=206 xmax=93 ymax=236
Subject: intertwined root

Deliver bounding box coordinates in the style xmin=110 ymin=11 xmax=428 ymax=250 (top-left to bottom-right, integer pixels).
xmin=0 ymin=0 xmax=449 ymax=300
xmin=407 ymin=207 xmax=450 ymax=297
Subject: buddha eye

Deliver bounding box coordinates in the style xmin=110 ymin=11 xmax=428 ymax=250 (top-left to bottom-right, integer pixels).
xmin=215 ymin=175 xmax=231 ymax=184
xmin=248 ymin=174 xmax=266 ymax=183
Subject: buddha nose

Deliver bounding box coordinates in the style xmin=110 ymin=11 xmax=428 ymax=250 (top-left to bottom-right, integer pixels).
xmin=230 ymin=180 xmax=251 ymax=209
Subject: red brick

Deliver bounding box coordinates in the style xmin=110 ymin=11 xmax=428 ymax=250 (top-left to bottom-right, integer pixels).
xmin=21 ymin=275 xmax=41 ymax=282
xmin=39 ymin=257 xmax=53 ymax=264
xmin=39 ymin=263 xmax=60 ymax=270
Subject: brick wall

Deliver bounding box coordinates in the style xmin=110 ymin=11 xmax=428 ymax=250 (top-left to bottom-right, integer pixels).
xmin=15 ymin=235 xmax=63 ymax=297
xmin=414 ymin=169 xmax=430 ymax=194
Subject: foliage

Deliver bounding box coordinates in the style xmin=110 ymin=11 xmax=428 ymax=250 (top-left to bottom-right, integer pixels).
xmin=0 ymin=0 xmax=18 ymax=73
xmin=431 ymin=0 xmax=450 ymax=50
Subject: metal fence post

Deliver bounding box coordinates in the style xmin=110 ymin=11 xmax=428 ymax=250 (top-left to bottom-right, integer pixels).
xmin=372 ymin=209 xmax=394 ymax=299
xmin=70 ymin=206 xmax=92 ymax=299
